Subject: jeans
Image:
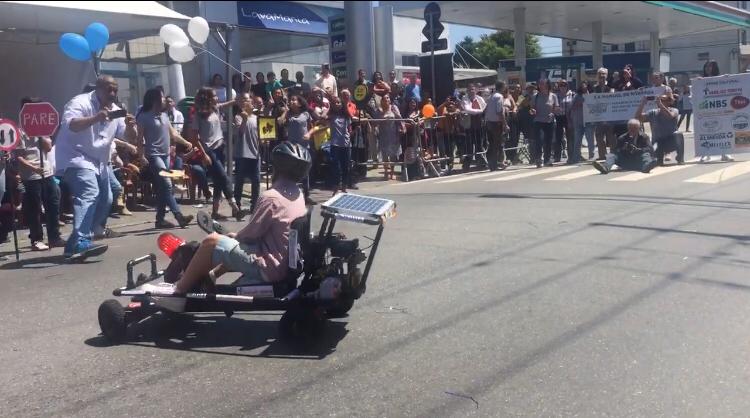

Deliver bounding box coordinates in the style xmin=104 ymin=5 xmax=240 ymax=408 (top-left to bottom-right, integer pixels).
xmin=585 ymin=124 xmax=595 ymax=158
xmin=0 ymin=166 xmax=5 ymax=204
xmin=106 ymin=165 xmax=121 ymax=228
xmin=330 ymin=146 xmax=352 ymax=188
xmin=173 ymin=155 xmax=184 ymax=170
xmin=22 ymin=176 xmax=61 ymax=243
xmin=205 ymin=145 xmax=233 ymax=203
xmin=554 ymin=115 xmax=571 ymax=161
xmin=603 ymin=151 xmax=656 ymax=172
xmin=234 ymin=158 xmax=260 ymax=212
xmin=595 ymin=124 xmax=615 ymax=160
xmin=677 ymin=111 xmax=692 ymax=130
xmin=570 ymin=122 xmax=586 ymax=164
xmin=532 ymin=121 xmax=555 ymax=163
xmin=63 ymin=167 xmax=112 ymax=254
xmin=655 ymin=134 xmax=685 ymax=164
xmin=486 ymin=122 xmax=505 ymax=170
xmin=148 ymin=155 xmax=182 ymax=222
xmin=189 ymin=164 xmax=211 ymax=199
xmin=506 ymin=113 xmax=520 ymax=162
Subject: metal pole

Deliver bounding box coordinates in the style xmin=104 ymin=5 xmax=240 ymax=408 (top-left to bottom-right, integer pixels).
xmin=224 ymin=25 xmax=234 ymax=178
xmin=429 ymin=13 xmax=436 ymax=107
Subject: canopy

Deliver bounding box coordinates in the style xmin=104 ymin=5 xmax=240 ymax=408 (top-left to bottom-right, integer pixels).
xmin=0 ymin=1 xmax=191 ymax=118
xmin=381 ymin=1 xmax=750 ymax=45
xmin=0 ymin=1 xmax=190 ymax=41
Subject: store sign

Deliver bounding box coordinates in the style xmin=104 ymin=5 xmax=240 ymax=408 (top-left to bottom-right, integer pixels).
xmin=693 ymin=73 xmax=750 ymax=156
xmin=237 ymin=1 xmax=328 ymax=35
xmin=331 ymin=51 xmax=346 ymax=64
xmin=329 ymin=12 xmax=347 ymax=84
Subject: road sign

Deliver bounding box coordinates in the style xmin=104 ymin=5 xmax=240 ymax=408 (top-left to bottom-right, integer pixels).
xmin=421 ymin=38 xmax=448 ymax=54
xmin=19 ymin=102 xmax=59 ymax=137
xmin=422 ymin=2 xmax=447 ymax=54
xmin=0 ymin=118 xmax=21 ymax=151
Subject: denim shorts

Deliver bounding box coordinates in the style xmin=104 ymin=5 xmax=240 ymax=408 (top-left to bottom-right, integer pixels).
xmin=212 ymin=236 xmax=265 ymax=282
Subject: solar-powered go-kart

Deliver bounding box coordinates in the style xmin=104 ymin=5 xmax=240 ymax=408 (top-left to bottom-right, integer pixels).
xmin=97 ymin=193 xmax=396 ymax=345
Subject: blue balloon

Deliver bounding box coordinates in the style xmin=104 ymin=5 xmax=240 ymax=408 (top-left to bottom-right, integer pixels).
xmin=59 ymin=33 xmax=91 ymax=61
xmin=85 ymin=22 xmax=109 ymax=52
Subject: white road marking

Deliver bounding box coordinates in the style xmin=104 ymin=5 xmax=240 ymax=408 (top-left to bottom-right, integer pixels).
xmin=486 ymin=165 xmax=576 ymax=182
xmin=609 ymin=164 xmax=690 ymax=182
xmin=684 ymin=161 xmax=750 ymax=184
xmin=437 ymin=166 xmax=536 ymax=184
xmin=545 ymin=168 xmax=600 ymax=181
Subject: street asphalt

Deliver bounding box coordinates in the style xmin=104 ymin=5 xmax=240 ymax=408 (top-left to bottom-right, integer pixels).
xmin=3 ymin=133 xmax=750 ymax=417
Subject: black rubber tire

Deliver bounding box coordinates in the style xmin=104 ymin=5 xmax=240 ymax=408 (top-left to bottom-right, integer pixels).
xmin=98 ymin=299 xmax=127 ymax=344
xmin=279 ymin=305 xmax=325 ymax=345
xmin=326 ymin=297 xmax=355 ymax=318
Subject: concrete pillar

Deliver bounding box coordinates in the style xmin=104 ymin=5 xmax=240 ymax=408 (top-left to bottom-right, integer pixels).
xmin=592 ymin=21 xmax=603 ymax=70
xmin=167 ymin=63 xmax=186 ymax=101
xmin=345 ymin=1 xmax=375 ymax=85
xmin=650 ymin=31 xmax=660 ymax=72
xmin=374 ymin=5 xmax=395 ymax=74
xmin=513 ymin=7 xmax=526 ymax=85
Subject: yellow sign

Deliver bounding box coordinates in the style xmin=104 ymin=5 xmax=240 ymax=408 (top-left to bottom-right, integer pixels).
xmin=353 ymin=84 xmax=369 ymax=102
xmin=258 ymin=116 xmax=276 ymax=141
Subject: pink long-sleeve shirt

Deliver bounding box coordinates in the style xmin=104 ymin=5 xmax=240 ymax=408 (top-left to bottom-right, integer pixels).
xmin=235 ymin=180 xmax=307 ymax=282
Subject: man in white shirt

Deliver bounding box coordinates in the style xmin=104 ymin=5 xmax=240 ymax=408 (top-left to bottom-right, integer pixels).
xmin=56 ymin=75 xmax=136 ymax=260
xmin=485 ymin=81 xmax=510 ymax=171
xmin=461 ymin=84 xmax=487 ymax=167
xmin=314 ymin=63 xmax=338 ymax=98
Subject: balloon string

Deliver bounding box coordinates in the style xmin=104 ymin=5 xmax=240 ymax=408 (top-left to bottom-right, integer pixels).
xmin=192 ymin=45 xmax=244 ymax=75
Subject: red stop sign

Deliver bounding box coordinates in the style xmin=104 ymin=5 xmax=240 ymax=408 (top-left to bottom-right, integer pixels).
xmin=19 ymin=102 xmax=59 ymax=137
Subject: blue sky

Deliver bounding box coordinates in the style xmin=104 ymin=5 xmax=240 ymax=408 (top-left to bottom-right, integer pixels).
xmin=449 ymin=24 xmax=562 ymax=57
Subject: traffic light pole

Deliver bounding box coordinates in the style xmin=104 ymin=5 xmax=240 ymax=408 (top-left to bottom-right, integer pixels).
xmin=429 ymin=13 xmax=436 ymax=105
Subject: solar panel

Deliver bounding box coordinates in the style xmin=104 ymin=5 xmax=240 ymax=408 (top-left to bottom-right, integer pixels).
xmin=321 ymin=193 xmax=396 ymax=224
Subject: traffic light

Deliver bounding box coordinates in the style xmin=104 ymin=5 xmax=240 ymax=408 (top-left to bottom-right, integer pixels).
xmin=422 ymin=2 xmax=447 ymax=53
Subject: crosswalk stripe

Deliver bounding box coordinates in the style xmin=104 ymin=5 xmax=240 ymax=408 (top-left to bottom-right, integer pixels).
xmin=486 ymin=165 xmax=575 ymax=182
xmin=684 ymin=161 xmax=750 ymax=184
xmin=545 ymin=168 xmax=599 ymax=181
xmin=437 ymin=166 xmax=537 ymax=184
xmin=609 ymin=164 xmax=690 ymax=182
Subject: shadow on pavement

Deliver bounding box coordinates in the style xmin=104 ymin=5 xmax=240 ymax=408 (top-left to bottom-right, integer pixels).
xmin=85 ymin=313 xmax=348 ymax=360
xmin=0 ymin=253 xmax=100 ymax=270
xmin=477 ymin=192 xmax=750 ymax=210
xmin=590 ymin=222 xmax=750 ymax=242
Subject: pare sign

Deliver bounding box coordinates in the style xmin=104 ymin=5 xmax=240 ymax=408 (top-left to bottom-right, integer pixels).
xmin=19 ymin=102 xmax=59 ymax=137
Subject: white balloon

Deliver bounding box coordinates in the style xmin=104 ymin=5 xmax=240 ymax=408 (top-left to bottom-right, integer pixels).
xmin=168 ymin=44 xmax=195 ymax=63
xmin=159 ymin=24 xmax=189 ymax=47
xmin=188 ymin=16 xmax=210 ymax=44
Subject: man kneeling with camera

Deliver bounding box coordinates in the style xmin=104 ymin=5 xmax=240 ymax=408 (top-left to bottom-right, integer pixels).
xmin=593 ymin=118 xmax=658 ymax=174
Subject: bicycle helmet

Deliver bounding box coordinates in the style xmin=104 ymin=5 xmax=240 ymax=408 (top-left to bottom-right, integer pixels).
xmin=272 ymin=141 xmax=312 ymax=182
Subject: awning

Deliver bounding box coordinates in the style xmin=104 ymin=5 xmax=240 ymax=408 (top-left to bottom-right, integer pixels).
xmin=0 ymin=1 xmax=190 ymax=42
xmin=381 ymin=1 xmax=750 ymax=45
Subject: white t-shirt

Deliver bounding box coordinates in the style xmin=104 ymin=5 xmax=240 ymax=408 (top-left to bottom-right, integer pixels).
xmin=314 ymin=74 xmax=338 ymax=97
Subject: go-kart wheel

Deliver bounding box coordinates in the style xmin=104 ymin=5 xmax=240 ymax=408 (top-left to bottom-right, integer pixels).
xmin=326 ymin=297 xmax=355 ymax=318
xmin=279 ymin=305 xmax=326 ymax=345
xmin=98 ymin=299 xmax=127 ymax=344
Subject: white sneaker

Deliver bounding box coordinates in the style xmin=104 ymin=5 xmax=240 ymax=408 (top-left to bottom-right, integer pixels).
xmin=722 ymin=154 xmax=735 ymax=162
xmin=31 ymin=241 xmax=49 ymax=251
xmin=699 ymin=156 xmax=711 ymax=163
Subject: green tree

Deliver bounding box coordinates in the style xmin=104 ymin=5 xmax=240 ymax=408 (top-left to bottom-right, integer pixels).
xmin=456 ymin=31 xmax=542 ymax=69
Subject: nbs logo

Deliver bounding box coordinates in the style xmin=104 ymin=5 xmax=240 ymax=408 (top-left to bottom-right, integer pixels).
xmin=699 ymin=99 xmax=728 ymax=110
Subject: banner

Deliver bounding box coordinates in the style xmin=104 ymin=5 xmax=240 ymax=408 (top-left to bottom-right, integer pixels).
xmin=692 ymin=73 xmax=750 ymax=156
xmin=583 ymin=87 xmax=665 ymax=124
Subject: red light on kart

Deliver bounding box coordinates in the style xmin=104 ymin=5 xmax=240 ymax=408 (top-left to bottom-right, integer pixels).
xmin=128 ymin=302 xmax=142 ymax=309
xmin=158 ymin=233 xmax=185 ymax=259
